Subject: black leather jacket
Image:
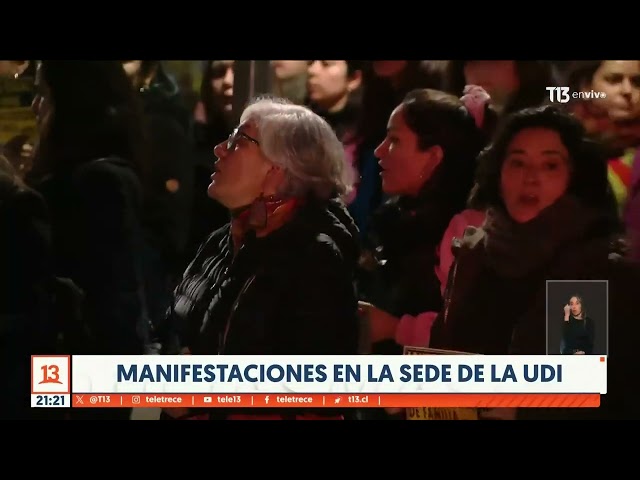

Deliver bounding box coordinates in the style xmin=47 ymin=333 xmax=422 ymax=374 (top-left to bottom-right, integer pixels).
xmin=165 ymin=197 xmax=361 ymax=357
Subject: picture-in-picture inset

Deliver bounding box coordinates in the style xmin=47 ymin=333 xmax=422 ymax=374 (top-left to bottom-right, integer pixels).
xmin=546 ymin=280 xmax=608 ymax=356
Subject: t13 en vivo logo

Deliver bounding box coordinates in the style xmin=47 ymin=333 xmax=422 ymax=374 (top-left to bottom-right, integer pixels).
xmin=546 ymin=87 xmax=607 ymax=103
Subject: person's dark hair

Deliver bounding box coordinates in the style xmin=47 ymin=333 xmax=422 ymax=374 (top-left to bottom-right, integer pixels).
xmin=199 ymin=60 xmax=234 ymax=145
xmin=29 ymin=61 xmax=148 ymax=180
xmin=469 ymin=105 xmax=622 ymax=233
xmin=306 ymin=60 xmax=365 ymax=141
xmin=356 ymin=61 xmax=444 ymax=152
xmin=443 ymin=61 xmax=557 ymax=115
xmin=401 ymin=88 xmax=489 ymax=208
xmin=307 ymin=60 xmax=365 ymax=108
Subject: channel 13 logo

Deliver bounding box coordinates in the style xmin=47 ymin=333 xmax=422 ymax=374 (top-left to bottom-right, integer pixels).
xmin=31 ymin=355 xmax=71 ymax=394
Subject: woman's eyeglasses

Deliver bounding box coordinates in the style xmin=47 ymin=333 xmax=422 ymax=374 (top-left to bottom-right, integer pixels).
xmin=227 ymin=127 xmax=260 ymax=150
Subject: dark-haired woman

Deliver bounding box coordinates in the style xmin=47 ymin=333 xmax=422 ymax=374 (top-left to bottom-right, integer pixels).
xmin=430 ymin=105 xmax=640 ymax=419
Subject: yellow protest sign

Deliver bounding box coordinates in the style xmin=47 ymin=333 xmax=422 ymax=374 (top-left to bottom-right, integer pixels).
xmin=406 ymin=406 xmax=479 ymax=420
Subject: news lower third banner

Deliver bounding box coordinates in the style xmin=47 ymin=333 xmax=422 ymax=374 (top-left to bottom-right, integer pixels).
xmin=31 ymin=355 xmax=607 ymax=409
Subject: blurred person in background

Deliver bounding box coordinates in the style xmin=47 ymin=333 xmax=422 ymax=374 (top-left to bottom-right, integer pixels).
xmin=353 ymin=61 xmax=446 ymax=243
xmin=0 ymin=61 xmax=37 ymax=177
xmin=371 ymin=61 xmax=446 ymax=90
xmin=271 ymin=60 xmax=308 ymax=105
xmin=194 ymin=60 xmax=234 ymax=127
xmin=26 ymin=61 xmax=148 ymax=420
xmin=163 ymin=97 xmax=359 ymax=420
xmin=122 ymin=60 xmax=195 ymax=341
xmin=565 ymin=61 xmax=640 ymax=261
xmin=443 ymin=60 xmax=557 ymax=123
xmin=185 ymin=60 xmax=235 ymax=264
xmin=550 ymin=61 xmax=573 ymax=82
xmin=0 ymin=155 xmax=58 ymax=419
xmin=164 ymin=61 xmax=201 ymax=113
xmin=306 ymin=60 xmax=363 ymax=206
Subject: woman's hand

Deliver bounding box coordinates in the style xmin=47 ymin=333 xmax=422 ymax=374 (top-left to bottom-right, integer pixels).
xmin=573 ymin=350 xmax=585 ymax=355
xmin=563 ymin=304 xmax=570 ymax=321
xmin=358 ymin=301 xmax=400 ymax=343
xmin=461 ymin=85 xmax=491 ymax=128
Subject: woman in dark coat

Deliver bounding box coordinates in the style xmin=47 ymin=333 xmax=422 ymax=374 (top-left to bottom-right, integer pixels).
xmin=0 ymin=157 xmax=57 ymax=419
xmin=163 ymin=97 xmax=360 ymax=420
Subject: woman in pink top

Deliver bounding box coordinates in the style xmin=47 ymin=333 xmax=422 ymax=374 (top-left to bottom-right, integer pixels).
xmin=388 ymin=208 xmax=486 ymax=348
xmin=358 ymin=86 xmax=493 ymax=351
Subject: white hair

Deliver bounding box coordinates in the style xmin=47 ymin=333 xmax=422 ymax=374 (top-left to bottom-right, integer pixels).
xmin=240 ymin=96 xmax=352 ymax=201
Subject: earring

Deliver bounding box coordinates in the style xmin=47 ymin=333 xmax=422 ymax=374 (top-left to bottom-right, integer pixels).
xmin=14 ymin=72 xmax=19 ymax=79
xmin=247 ymin=194 xmax=268 ymax=229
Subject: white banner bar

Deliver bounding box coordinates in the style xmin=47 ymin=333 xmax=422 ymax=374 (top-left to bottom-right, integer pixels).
xmin=70 ymin=355 xmax=607 ymax=395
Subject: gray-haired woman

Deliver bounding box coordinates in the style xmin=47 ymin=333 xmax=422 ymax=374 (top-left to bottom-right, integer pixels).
xmin=162 ymin=96 xmax=360 ymax=420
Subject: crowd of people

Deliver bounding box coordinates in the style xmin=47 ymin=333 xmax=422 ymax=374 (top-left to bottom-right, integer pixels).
xmin=1 ymin=60 xmax=639 ymax=420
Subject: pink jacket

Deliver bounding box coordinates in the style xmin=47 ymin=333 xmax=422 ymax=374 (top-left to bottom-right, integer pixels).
xmin=395 ymin=209 xmax=486 ymax=347
xmin=435 ymin=209 xmax=486 ymax=296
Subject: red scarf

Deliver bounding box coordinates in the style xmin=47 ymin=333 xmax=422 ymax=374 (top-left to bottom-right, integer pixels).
xmin=230 ymin=196 xmax=301 ymax=252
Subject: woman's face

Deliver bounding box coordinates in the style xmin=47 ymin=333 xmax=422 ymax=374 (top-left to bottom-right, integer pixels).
xmin=589 ymin=60 xmax=640 ymax=121
xmin=307 ymin=61 xmax=359 ymax=112
xmin=374 ymin=104 xmax=442 ymax=196
xmin=210 ymin=61 xmax=234 ymax=113
xmin=500 ymin=127 xmax=571 ymax=223
xmin=209 ymin=120 xmax=274 ymax=210
xmin=569 ymin=297 xmax=582 ymax=316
